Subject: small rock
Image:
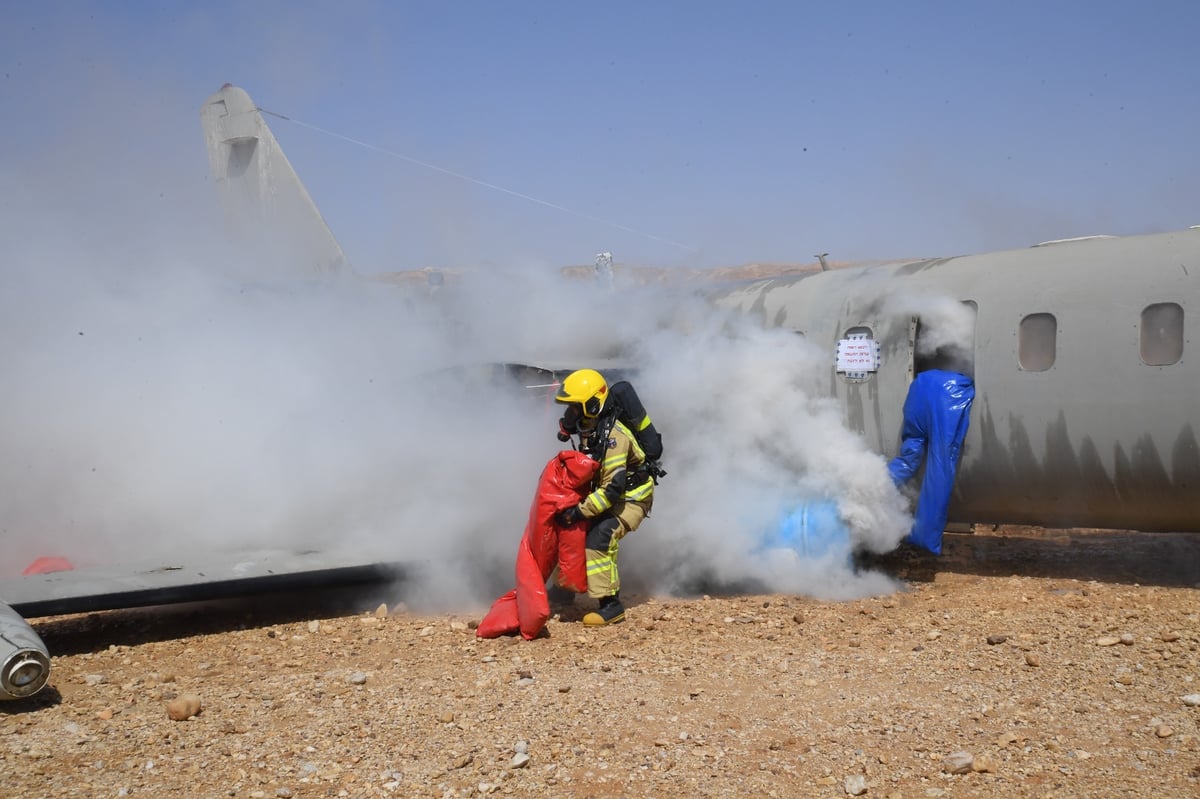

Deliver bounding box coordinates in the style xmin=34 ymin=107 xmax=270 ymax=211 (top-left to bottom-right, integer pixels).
xmin=792 ymin=612 xmax=805 ymax=624
xmin=510 ymin=752 xmax=531 ymax=769
xmin=348 ymin=672 xmax=368 ymax=685
xmin=166 ymin=694 xmax=202 ymax=721
xmin=1119 ymin=633 xmax=1135 ymax=645
xmin=515 ymin=740 xmax=529 ymax=755
xmin=96 ymin=708 xmax=114 ymax=720
xmin=439 ymin=712 xmax=454 ymax=724
xmin=276 ymin=789 xmax=293 ymax=798
xmin=844 ymin=774 xmax=868 ymax=795
xmin=942 ymin=751 xmax=974 ymax=774
xmin=307 ymin=620 xmax=320 ymax=634
xmin=1095 ymin=636 xmax=1121 ymax=647
xmin=926 ymin=630 xmax=941 ymax=641
xmin=986 ymin=635 xmax=1007 ymax=645
xmin=84 ymin=674 xmax=105 ymax=686
xmin=1182 ymin=694 xmax=1200 ymax=707
xmin=374 ymin=603 xmax=388 ymax=618
xmin=1155 ymin=725 xmax=1173 ymax=738
xmin=418 ymin=626 xmax=436 ymax=637
xmin=450 ymin=621 xmax=468 ymax=632
xmin=1024 ymin=653 xmax=1040 ymax=667
xmin=1161 ymin=631 xmax=1181 ymax=642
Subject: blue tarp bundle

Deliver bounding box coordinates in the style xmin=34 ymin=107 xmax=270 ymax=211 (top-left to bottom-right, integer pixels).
xmin=768 ymin=500 xmax=851 ymax=562
xmin=887 ymin=370 xmax=975 ymax=555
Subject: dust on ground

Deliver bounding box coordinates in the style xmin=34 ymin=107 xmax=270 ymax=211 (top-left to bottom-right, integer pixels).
xmin=4 ymin=526 xmax=1199 ymax=798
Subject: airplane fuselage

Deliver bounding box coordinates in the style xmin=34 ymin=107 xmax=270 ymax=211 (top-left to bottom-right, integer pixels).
xmin=711 ymin=229 xmax=1200 ymax=532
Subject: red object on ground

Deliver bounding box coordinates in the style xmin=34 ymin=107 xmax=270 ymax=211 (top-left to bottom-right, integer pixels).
xmin=477 ymin=450 xmax=598 ymax=640
xmin=22 ymin=556 xmax=75 ymax=575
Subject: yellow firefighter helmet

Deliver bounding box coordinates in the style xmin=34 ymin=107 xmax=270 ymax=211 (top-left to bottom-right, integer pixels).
xmin=555 ymin=368 xmax=609 ymax=419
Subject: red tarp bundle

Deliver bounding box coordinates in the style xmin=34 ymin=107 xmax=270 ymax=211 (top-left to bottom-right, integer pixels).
xmin=476 ymin=450 xmax=598 ymax=640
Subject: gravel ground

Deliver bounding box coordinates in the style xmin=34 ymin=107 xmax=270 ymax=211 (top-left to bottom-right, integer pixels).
xmin=3 ymin=526 xmax=1199 ymax=799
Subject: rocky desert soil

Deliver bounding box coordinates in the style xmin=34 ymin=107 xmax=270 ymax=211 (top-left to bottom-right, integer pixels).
xmin=4 ymin=526 xmax=1199 ymax=799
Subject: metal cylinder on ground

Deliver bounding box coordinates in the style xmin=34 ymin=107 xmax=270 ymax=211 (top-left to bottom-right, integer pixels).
xmin=0 ymin=601 xmax=50 ymax=700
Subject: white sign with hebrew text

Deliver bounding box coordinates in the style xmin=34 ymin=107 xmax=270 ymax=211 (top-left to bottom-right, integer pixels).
xmin=835 ymin=338 xmax=879 ymax=373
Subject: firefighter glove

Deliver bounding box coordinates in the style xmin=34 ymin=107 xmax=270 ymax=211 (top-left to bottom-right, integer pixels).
xmin=555 ymin=505 xmax=584 ymax=527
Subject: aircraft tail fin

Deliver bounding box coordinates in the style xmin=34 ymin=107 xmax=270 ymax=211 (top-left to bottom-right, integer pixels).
xmin=200 ymin=84 xmax=348 ymax=276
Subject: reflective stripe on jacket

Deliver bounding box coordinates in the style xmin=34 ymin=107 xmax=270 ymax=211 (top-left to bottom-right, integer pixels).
xmin=580 ymin=420 xmax=654 ymax=517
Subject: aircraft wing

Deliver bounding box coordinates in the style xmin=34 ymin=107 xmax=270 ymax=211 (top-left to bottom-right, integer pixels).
xmin=0 ymin=549 xmax=406 ymax=701
xmin=1 ymin=548 xmax=406 ymax=618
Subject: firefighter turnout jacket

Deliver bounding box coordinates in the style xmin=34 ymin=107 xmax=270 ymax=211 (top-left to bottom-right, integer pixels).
xmin=578 ymin=419 xmax=655 ymax=518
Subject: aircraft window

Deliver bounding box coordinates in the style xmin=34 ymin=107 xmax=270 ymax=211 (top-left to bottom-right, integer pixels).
xmin=837 ymin=326 xmax=878 ymax=382
xmin=1140 ymin=303 xmax=1184 ymax=366
xmin=1018 ymin=313 xmax=1056 ymax=372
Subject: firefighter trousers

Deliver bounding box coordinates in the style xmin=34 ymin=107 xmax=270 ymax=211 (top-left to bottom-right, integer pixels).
xmin=584 ymin=497 xmax=651 ymax=599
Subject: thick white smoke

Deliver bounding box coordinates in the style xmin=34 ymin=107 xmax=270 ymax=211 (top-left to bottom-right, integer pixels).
xmin=0 ymin=83 xmax=926 ymax=608
xmin=882 ymin=290 xmax=976 ymax=363
xmin=0 ymin=250 xmax=535 ymax=571
xmin=1 ymin=205 xmax=924 ymax=605
xmin=611 ymin=296 xmax=912 ymax=600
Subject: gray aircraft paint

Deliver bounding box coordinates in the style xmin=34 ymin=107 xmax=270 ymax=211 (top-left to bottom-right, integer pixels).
xmin=200 ymin=84 xmax=348 ymax=276
xmin=710 ymin=230 xmax=1200 ymax=531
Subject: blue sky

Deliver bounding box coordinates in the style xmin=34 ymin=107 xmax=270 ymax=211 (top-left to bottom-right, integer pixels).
xmin=2 ymin=1 xmax=1197 ymax=272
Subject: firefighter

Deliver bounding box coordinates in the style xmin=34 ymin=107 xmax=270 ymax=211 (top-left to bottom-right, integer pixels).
xmin=553 ymin=368 xmax=654 ymax=626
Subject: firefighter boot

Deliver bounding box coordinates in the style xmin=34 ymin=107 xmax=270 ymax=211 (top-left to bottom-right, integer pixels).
xmin=582 ymin=593 xmax=625 ymax=626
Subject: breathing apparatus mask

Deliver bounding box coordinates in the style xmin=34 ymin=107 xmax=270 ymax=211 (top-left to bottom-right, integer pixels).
xmin=557 ymin=403 xmax=597 ymax=441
